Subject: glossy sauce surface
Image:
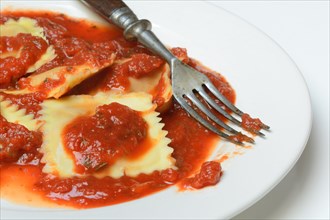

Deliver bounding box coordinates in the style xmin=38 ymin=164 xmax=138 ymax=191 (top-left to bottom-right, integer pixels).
xmin=0 ymin=34 xmax=48 ymax=87
xmin=0 ymin=115 xmax=42 ymax=164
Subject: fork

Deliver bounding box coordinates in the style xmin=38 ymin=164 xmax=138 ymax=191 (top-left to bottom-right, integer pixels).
xmin=81 ymin=0 xmax=270 ymax=145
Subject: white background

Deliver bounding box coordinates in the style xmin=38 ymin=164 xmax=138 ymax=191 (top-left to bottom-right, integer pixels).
xmin=208 ymin=1 xmax=329 ymax=219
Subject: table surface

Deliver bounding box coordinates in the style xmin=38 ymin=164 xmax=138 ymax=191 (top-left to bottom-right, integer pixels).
xmin=208 ymin=1 xmax=329 ymax=219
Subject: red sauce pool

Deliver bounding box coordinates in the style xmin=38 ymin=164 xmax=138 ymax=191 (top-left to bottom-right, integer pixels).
xmin=0 ymin=11 xmax=237 ymax=208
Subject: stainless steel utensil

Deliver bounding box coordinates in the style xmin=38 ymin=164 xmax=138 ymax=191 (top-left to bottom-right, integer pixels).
xmin=81 ymin=0 xmax=269 ymax=145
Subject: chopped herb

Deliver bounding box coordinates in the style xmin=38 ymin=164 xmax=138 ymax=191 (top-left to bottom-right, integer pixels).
xmin=94 ymin=162 xmax=108 ymax=171
xmin=66 ymin=66 xmax=73 ymax=71
xmin=82 ymin=157 xmax=92 ymax=168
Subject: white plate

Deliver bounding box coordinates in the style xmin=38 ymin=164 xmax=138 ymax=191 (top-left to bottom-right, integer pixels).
xmin=0 ymin=1 xmax=312 ymax=219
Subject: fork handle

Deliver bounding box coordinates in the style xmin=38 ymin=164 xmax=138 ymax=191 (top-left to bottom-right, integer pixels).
xmin=81 ymin=0 xmax=176 ymax=64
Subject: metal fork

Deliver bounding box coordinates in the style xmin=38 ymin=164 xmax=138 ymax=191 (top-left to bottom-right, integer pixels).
xmin=81 ymin=0 xmax=270 ymax=145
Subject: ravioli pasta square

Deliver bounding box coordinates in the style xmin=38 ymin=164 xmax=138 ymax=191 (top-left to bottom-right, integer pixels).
xmin=1 ymin=17 xmax=115 ymax=99
xmin=5 ymin=58 xmax=115 ymax=99
xmin=0 ymin=17 xmax=56 ymax=72
xmin=39 ymin=92 xmax=176 ymax=178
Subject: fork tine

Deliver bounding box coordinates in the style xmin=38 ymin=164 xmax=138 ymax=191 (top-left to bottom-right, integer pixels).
xmin=197 ymin=86 xmax=242 ymax=126
xmin=205 ymin=81 xmax=270 ymax=131
xmin=186 ymin=92 xmax=240 ymax=135
xmin=204 ymin=81 xmax=244 ymax=116
xmin=174 ymin=95 xmax=243 ymax=145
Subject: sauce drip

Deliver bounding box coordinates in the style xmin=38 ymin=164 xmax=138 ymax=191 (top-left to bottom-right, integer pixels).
xmin=182 ymin=161 xmax=222 ymax=189
xmin=242 ymin=113 xmax=264 ymax=133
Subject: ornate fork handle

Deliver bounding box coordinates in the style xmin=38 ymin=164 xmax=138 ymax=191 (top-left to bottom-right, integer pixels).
xmin=81 ymin=0 xmax=176 ymax=64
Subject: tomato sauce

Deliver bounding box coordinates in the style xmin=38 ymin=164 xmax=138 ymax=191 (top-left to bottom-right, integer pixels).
xmin=63 ymin=103 xmax=149 ymax=174
xmin=0 ymin=11 xmax=240 ymax=208
xmin=229 ymin=132 xmax=254 ymax=143
xmin=0 ymin=115 xmax=42 ymax=164
xmin=0 ymin=34 xmax=48 ymax=88
xmin=0 ymin=92 xmax=46 ymax=118
xmin=182 ymin=161 xmax=222 ymax=189
xmin=241 ymin=113 xmax=264 ymax=133
xmin=97 ymin=53 xmax=164 ymax=93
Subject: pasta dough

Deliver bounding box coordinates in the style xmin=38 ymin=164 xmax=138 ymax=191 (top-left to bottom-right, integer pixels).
xmin=39 ymin=92 xmax=175 ymax=178
xmin=1 ymin=17 xmax=115 ymax=98
xmin=0 ymin=94 xmax=40 ymax=131
xmin=129 ymin=63 xmax=172 ymax=106
xmin=0 ymin=17 xmax=56 ymax=72
xmin=9 ymin=61 xmax=114 ymax=98
xmin=0 ymin=17 xmax=45 ymax=39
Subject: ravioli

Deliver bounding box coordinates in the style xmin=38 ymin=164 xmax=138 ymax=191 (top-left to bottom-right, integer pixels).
xmin=0 ymin=17 xmax=45 ymax=38
xmin=115 ymin=49 xmax=188 ymax=111
xmin=0 ymin=94 xmax=40 ymax=131
xmin=129 ymin=63 xmax=172 ymax=108
xmin=0 ymin=17 xmax=56 ymax=72
xmin=39 ymin=92 xmax=175 ymax=178
xmin=10 ymin=61 xmax=115 ymax=98
xmin=2 ymin=54 xmax=115 ymax=99
xmin=91 ymin=57 xmax=172 ymax=111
